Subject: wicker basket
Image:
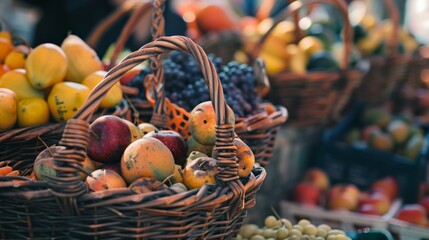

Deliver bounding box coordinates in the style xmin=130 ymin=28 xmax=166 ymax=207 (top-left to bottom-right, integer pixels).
xmin=0 ymin=1 xmax=138 ymax=174
xmin=398 ymin=45 xmax=429 ymax=89
xmin=354 ymin=0 xmax=411 ymax=106
xmin=0 ymin=99 xmax=130 ymax=176
xmin=196 ymin=29 xmax=244 ymax=63
xmin=86 ymin=0 xmax=156 ymax=123
xmin=104 ymin=0 xmax=288 ymax=167
xmin=250 ymin=0 xmax=364 ymax=127
xmin=0 ymin=36 xmax=266 ymax=239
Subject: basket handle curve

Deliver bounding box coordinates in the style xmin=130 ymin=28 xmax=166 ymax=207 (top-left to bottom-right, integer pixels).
xmin=251 ymin=0 xmax=353 ymax=70
xmin=86 ymin=0 xmax=153 ymax=69
xmin=50 ymin=36 xmax=239 ymax=214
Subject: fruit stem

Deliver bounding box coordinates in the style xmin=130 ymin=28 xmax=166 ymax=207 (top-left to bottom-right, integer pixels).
xmin=90 ymin=130 xmax=100 ymax=141
xmin=38 ymin=136 xmax=54 ymax=157
xmin=162 ymin=173 xmax=175 ymax=185
xmin=270 ymin=205 xmax=282 ymax=220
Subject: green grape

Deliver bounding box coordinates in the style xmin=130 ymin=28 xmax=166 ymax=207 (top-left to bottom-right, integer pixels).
xmin=328 ymin=230 xmax=346 ymax=236
xmin=250 ymin=235 xmax=266 ymax=240
xmin=288 ymin=235 xmax=300 ymax=240
xmin=316 ymin=228 xmax=327 ymax=238
xmin=263 ymin=228 xmax=276 ymax=238
xmin=334 ymin=235 xmax=351 ymax=240
xmin=265 ymin=215 xmax=281 ymax=228
xmin=289 ymin=229 xmax=302 ymax=237
xmin=327 ymin=234 xmax=338 ymax=240
xmin=292 ymin=225 xmax=303 ymax=232
xmin=317 ymin=224 xmax=332 ymax=232
xmin=281 ymin=218 xmax=293 ymax=230
xmin=303 ymin=224 xmax=318 ymax=235
xmin=239 ymin=224 xmax=259 ymax=238
xmin=276 ymin=227 xmax=289 ymax=239
xmin=297 ymin=219 xmax=311 ymax=227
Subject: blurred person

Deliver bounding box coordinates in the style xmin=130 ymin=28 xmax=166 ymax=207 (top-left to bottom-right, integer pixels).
xmin=18 ymin=0 xmax=187 ymax=57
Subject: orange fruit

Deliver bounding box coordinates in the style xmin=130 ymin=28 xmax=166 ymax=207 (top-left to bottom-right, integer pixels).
xmin=0 ymin=64 xmax=10 ymax=78
xmin=0 ymin=38 xmax=13 ymax=63
xmin=4 ymin=51 xmax=26 ymax=69
xmin=195 ymin=5 xmax=237 ymax=33
xmin=17 ymin=97 xmax=50 ymax=127
xmin=0 ymin=32 xmax=12 ymax=41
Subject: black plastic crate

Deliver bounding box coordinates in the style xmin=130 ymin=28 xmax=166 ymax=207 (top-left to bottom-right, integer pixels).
xmin=311 ymin=103 xmax=428 ymax=204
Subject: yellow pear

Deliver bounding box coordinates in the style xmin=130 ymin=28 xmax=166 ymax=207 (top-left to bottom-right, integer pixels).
xmin=61 ymin=35 xmax=103 ymax=83
xmin=25 ymin=43 xmax=67 ymax=89
xmin=0 ymin=88 xmax=18 ymax=130
xmin=270 ymin=20 xmax=296 ymax=44
xmin=357 ymin=27 xmax=384 ymax=55
xmin=81 ymin=70 xmax=123 ymax=109
xmin=287 ymin=44 xmax=307 ymax=74
xmin=298 ymin=36 xmax=325 ymax=58
xmin=0 ymin=69 xmax=44 ymax=100
xmin=47 ymin=81 xmax=90 ymax=122
xmin=261 ymin=35 xmax=290 ymax=60
xmin=259 ymin=51 xmax=287 ymax=75
xmin=17 ymin=97 xmax=50 ymax=127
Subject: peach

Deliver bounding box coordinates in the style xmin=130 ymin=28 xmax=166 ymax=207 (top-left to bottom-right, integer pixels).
xmin=212 ymin=138 xmax=254 ymax=178
xmin=79 ymin=156 xmax=96 ymax=181
xmin=129 ymin=177 xmax=167 ymax=193
xmin=328 ymin=184 xmax=360 ymax=211
xmin=34 ymin=146 xmax=65 ymax=181
xmin=121 ymin=137 xmax=175 ymax=184
xmin=396 ymin=204 xmax=427 ymax=226
xmin=188 ymin=101 xmax=235 ymax=146
xmin=303 ymin=168 xmax=330 ymax=192
xmin=171 ymin=164 xmax=184 ymax=184
xmin=419 ymin=196 xmax=429 ymax=217
xmin=371 ymin=176 xmax=399 ymax=201
xmin=187 ymin=136 xmax=213 ymax=157
xmin=85 ymin=169 xmax=127 ymax=191
xmin=234 ymin=138 xmax=255 ymax=178
xmin=183 ymin=157 xmax=218 ymax=190
xmin=358 ymin=192 xmax=391 ymax=215
xmin=291 ymin=182 xmax=321 ymax=206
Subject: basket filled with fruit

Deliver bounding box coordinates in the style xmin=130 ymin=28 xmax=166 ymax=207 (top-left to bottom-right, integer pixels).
xmin=351 ymin=0 xmax=412 ymax=106
xmin=238 ymin=214 xmax=389 ymax=240
xmin=0 ymin=31 xmax=131 ymax=176
xmin=113 ymin=0 xmax=288 ymax=167
xmin=388 ymin=202 xmax=429 ymax=240
xmin=0 ymin=36 xmax=266 ymax=239
xmin=250 ymin=0 xmax=365 ymax=127
xmin=315 ymin=103 xmax=428 ymax=204
xmin=282 ymin=168 xmax=402 ymax=233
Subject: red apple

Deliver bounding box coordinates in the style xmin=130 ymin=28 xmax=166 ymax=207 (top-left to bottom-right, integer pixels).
xmin=328 ymin=184 xmax=360 ymax=211
xmin=87 ymin=115 xmax=132 ymax=164
xmin=358 ymin=204 xmax=380 ymax=215
xmin=303 ymin=168 xmax=330 ymax=192
xmin=103 ymin=163 xmax=122 ymax=176
xmin=291 ymin=182 xmax=321 ymax=206
xmin=371 ymin=176 xmax=399 ymax=201
xmin=419 ymin=196 xmax=429 ymax=218
xmin=396 ymin=204 xmax=427 ymax=226
xmin=358 ymin=191 xmax=391 ymax=215
xmin=362 ymin=125 xmax=381 ymax=142
xmin=145 ymin=130 xmax=187 ymax=167
xmin=120 ymin=68 xmax=141 ymax=85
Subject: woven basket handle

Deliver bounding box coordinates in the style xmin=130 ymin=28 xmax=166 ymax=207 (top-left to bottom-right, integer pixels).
xmin=383 ymin=0 xmax=400 ymax=57
xmin=251 ymin=0 xmax=353 ymax=70
xmin=86 ymin=0 xmax=153 ymax=69
xmin=50 ymin=36 xmax=238 ymax=214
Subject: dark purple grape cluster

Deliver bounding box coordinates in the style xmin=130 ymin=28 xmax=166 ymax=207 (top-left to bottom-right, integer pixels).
xmin=127 ymin=51 xmax=261 ymax=117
